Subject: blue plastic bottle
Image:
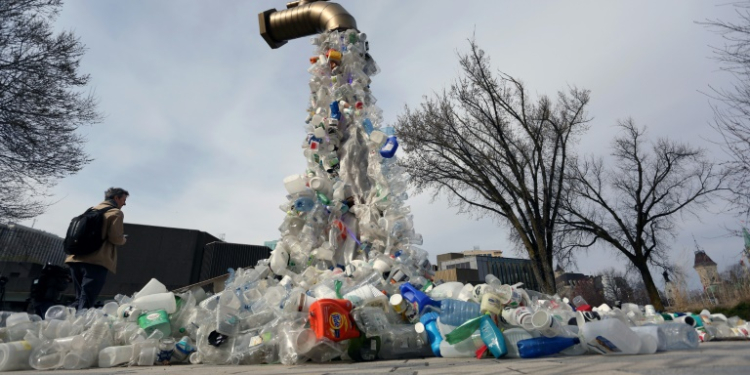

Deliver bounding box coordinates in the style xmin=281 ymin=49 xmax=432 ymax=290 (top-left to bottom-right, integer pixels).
xmin=420 ymin=312 xmax=442 ymax=357
xmin=362 ymin=118 xmax=374 ymax=134
xmin=439 ymin=299 xmax=480 ymax=327
xmin=517 ymin=336 xmax=580 ymax=358
xmin=294 ymin=196 xmax=315 ymax=212
xmin=330 ymin=101 xmax=341 ymax=120
xmin=399 ymin=283 xmax=440 ymax=314
xmin=380 ymin=136 xmax=399 ymax=158
xmin=479 ymin=315 xmax=507 ymax=358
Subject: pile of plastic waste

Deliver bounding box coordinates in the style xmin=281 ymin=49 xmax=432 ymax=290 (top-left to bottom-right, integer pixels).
xmin=1 ymin=30 xmax=749 ymax=371
xmin=1 ymin=274 xmax=749 ymax=371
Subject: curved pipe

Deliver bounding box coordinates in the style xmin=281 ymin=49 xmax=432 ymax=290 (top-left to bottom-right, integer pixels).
xmin=259 ymin=1 xmax=357 ymax=49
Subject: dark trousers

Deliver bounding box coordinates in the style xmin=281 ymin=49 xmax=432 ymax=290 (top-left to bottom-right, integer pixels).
xmin=68 ymin=263 xmax=108 ymax=311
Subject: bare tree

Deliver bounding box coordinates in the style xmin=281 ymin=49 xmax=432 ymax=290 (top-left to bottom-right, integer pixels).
xmin=701 ymin=2 xmax=750 ymax=216
xmin=560 ymin=120 xmax=725 ymax=310
xmin=0 ymin=0 xmax=100 ymax=222
xmin=599 ymin=268 xmax=633 ymax=306
xmin=396 ymin=39 xmax=591 ymax=293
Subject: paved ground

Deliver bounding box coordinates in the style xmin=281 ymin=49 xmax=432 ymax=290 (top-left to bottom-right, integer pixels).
xmin=20 ymin=341 xmax=750 ymax=375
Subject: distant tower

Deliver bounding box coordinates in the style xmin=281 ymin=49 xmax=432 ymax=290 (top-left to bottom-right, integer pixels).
xmin=693 ymin=250 xmax=720 ymax=292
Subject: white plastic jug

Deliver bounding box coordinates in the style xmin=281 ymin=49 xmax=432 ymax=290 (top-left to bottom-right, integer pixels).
xmin=429 ymin=282 xmax=464 ymax=300
xmin=579 ymin=316 xmax=641 ymax=355
xmin=132 ymin=292 xmax=176 ymax=314
xmin=133 ymin=278 xmax=167 ymax=300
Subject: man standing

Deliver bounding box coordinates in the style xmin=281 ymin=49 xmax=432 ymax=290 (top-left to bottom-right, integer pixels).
xmin=65 ymin=187 xmax=128 ymax=311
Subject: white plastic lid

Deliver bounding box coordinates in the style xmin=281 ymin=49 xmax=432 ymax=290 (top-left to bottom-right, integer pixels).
xmin=414 ymin=322 xmax=425 ymax=333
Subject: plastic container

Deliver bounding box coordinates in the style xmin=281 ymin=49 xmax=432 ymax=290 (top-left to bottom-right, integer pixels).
xmin=308 ymin=299 xmax=360 ymax=342
xmin=379 ymin=136 xmax=399 ymax=158
xmin=138 ymin=310 xmax=172 ymax=337
xmin=133 ymin=278 xmax=168 ymax=299
xmin=660 ymin=322 xmax=700 ymax=350
xmin=439 ymin=299 xmax=480 ymax=327
xmin=501 ymin=306 xmax=534 ymax=329
xmin=390 ymin=294 xmax=418 ymax=323
xmin=98 ymin=345 xmax=134 ymax=368
xmin=378 ymin=325 xmax=432 ymax=360
xmin=416 ymin=312 xmax=442 ymax=357
xmin=439 ymin=332 xmax=483 ymax=358
xmin=283 ymin=174 xmax=308 ymax=195
xmin=294 ymin=196 xmax=316 ymax=212
xmin=517 ymin=336 xmax=580 ymax=358
xmin=399 ymin=283 xmax=440 ymax=314
xmin=531 ymin=310 xmax=568 ymax=338
xmin=351 ymin=307 xmax=390 ymax=337
xmin=479 ymin=315 xmax=507 ymax=358
xmin=630 ymin=326 xmax=663 ymax=354
xmin=429 ymin=282 xmax=465 ymax=300
xmin=132 ymin=292 xmax=177 ymax=314
xmin=0 ymin=341 xmax=33 ymax=371
xmin=479 ymin=289 xmax=505 ymax=315
xmin=579 ymin=317 xmax=641 ymax=355
xmin=503 ymin=328 xmax=535 ymax=358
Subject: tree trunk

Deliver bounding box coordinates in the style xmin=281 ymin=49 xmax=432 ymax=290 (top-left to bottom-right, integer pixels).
xmin=636 ymin=261 xmax=664 ymax=310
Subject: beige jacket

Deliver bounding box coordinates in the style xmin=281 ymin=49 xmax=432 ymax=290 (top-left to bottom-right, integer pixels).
xmin=64 ymin=200 xmax=127 ymax=274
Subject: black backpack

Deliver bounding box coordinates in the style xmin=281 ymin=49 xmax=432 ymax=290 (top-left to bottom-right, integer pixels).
xmin=63 ymin=205 xmax=117 ymax=256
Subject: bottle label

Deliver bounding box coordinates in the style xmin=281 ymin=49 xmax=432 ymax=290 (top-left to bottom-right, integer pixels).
xmin=330 ymin=312 xmax=343 ymax=338
xmin=587 ymin=336 xmax=621 ymax=354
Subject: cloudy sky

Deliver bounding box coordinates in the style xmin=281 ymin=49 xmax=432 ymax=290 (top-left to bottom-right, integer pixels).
xmin=20 ymin=0 xmax=749 ymax=290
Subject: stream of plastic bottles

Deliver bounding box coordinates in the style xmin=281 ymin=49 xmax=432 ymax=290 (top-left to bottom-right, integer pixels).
xmin=1 ymin=29 xmax=748 ymax=370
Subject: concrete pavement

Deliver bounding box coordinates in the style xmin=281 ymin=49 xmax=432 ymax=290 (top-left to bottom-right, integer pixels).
xmin=18 ymin=341 xmax=750 ymax=375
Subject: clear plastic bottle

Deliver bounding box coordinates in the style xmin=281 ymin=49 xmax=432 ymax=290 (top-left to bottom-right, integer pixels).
xmin=439 ymin=299 xmax=480 ymax=327
xmin=660 ymin=322 xmax=700 ymax=350
xmin=377 ymin=325 xmax=433 ymax=360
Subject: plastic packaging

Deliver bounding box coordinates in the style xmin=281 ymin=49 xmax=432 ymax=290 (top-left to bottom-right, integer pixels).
xmin=98 ymin=345 xmax=134 ymax=368
xmin=309 ymin=299 xmax=360 ymax=342
xmin=517 ymin=337 xmax=580 ymax=358
xmin=399 ymin=283 xmax=439 ymax=314
xmin=133 ymin=278 xmax=168 ymax=299
xmin=503 ymin=328 xmax=535 ymax=358
xmin=0 ymin=341 xmax=33 ymax=371
xmin=479 ymin=315 xmax=507 ymax=358
xmin=418 ymin=312 xmax=442 ymax=357
xmin=439 ymin=299 xmax=480 ymax=327
xmin=132 ymin=292 xmax=177 ymax=314
xmin=660 ymin=322 xmax=700 ymax=350
xmin=579 ymin=317 xmax=642 ymax=355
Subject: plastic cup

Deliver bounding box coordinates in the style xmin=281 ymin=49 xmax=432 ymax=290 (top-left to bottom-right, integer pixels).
xmin=673 ymin=315 xmax=696 ymax=327
xmin=44 ymin=305 xmax=69 ymax=321
xmin=137 ymin=346 xmax=157 ymax=366
xmin=0 ymin=341 xmax=33 ymax=371
xmin=531 ymin=310 xmax=567 ymax=338
xmin=295 ymin=329 xmax=317 ymax=355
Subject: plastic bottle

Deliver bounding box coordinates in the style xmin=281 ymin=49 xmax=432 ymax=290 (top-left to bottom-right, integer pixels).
xmin=479 ymin=315 xmax=507 ymax=358
xmin=416 ymin=312 xmax=442 ymax=357
xmin=171 ymin=336 xmax=196 ymax=363
xmin=439 ymin=299 xmax=480 ymax=327
xmin=377 ymin=324 xmax=432 ymax=360
xmin=399 ymin=283 xmax=440 ymax=314
xmin=517 ymin=336 xmax=580 ymax=358
xmin=0 ymin=341 xmax=33 ymax=371
xmin=429 ymin=282 xmax=464 ymax=300
xmin=156 ymin=337 xmax=175 ymax=364
xmin=351 ymin=307 xmax=390 ymax=337
xmin=294 ymin=196 xmax=316 ymax=212
xmin=630 ymin=326 xmax=662 ymax=354
xmin=503 ymin=328 xmax=535 ymax=358
xmin=660 ymin=322 xmax=700 ymax=350
xmin=379 ymin=136 xmax=398 ymax=158
xmin=457 ymin=283 xmax=474 ymax=301
xmin=579 ymin=318 xmax=642 ymax=355
xmin=438 ymin=332 xmax=483 ymax=358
